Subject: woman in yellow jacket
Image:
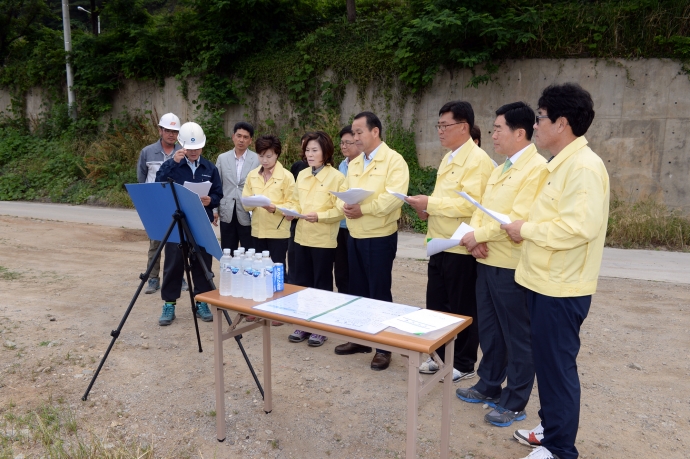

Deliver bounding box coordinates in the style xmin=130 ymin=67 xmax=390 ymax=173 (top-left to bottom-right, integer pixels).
xmin=287 ymin=131 xmax=345 ymax=347
xmin=242 ymin=135 xmax=296 ymax=268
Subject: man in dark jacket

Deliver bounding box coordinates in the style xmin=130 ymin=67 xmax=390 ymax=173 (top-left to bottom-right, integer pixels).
xmin=155 ymin=122 xmax=223 ymax=326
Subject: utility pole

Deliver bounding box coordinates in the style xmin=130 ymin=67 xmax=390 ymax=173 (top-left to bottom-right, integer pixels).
xmin=61 ymin=0 xmax=77 ymax=119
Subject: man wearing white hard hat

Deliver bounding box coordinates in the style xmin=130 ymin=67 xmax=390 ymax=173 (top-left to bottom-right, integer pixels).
xmin=137 ymin=113 xmax=185 ymax=294
xmin=155 ymin=122 xmax=223 ymax=326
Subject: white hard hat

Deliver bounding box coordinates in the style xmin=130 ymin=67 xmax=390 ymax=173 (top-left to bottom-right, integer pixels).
xmin=158 ymin=113 xmax=181 ymax=131
xmin=178 ymin=122 xmax=206 ymax=149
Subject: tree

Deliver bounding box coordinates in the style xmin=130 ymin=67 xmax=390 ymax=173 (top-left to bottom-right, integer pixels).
xmin=346 ymin=0 xmax=355 ymax=23
xmin=0 ymin=0 xmax=51 ymax=65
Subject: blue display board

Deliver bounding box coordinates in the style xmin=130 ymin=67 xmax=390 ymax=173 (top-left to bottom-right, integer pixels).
xmin=125 ymin=182 xmax=223 ymax=260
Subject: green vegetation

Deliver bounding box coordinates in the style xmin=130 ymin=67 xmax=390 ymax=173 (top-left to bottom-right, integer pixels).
xmin=0 ymin=399 xmax=154 ymax=458
xmin=0 ymin=266 xmax=21 ymax=280
xmin=607 ymin=196 xmax=690 ymax=251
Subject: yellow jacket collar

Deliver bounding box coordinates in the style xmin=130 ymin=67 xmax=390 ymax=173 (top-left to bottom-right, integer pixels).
xmin=547 ymin=136 xmax=588 ymax=172
xmin=441 ymin=138 xmax=475 ymax=172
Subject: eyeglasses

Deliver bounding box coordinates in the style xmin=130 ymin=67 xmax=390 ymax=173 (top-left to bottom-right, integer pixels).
xmin=340 ymin=141 xmax=356 ymax=146
xmin=535 ymin=115 xmax=550 ymax=125
xmin=435 ymin=121 xmax=467 ymax=132
xmin=161 ymin=128 xmax=178 ymax=134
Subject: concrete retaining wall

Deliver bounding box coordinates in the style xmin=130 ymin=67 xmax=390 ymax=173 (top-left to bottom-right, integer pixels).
xmin=2 ymin=58 xmax=688 ymax=212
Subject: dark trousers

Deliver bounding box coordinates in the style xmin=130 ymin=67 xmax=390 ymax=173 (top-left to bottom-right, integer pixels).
xmin=474 ymin=264 xmax=534 ymax=412
xmin=333 ymin=227 xmax=350 ymax=294
xmin=147 ymin=239 xmax=162 ymax=279
xmin=348 ymin=232 xmax=397 ymax=354
xmin=254 ymin=237 xmax=289 ymax=268
xmin=161 ymin=242 xmax=214 ymax=302
xmin=219 ymin=206 xmax=253 ymax=252
xmin=528 ymin=290 xmax=591 ymax=459
xmin=426 ymin=251 xmax=478 ymax=373
xmin=293 ymin=242 xmax=335 ymax=291
xmin=286 ymin=220 xmax=298 ymax=283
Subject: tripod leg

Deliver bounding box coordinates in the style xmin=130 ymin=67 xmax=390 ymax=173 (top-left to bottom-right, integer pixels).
xmin=222 ymin=310 xmax=264 ymax=399
xmin=181 ymin=240 xmax=203 ymax=353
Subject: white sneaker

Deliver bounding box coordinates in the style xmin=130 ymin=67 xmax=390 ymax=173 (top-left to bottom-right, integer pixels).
xmin=514 ymin=422 xmax=544 ymax=447
xmin=419 ymin=357 xmax=439 ymax=374
xmin=520 ymin=446 xmax=555 ymax=459
xmin=453 ymin=369 xmax=476 ymax=382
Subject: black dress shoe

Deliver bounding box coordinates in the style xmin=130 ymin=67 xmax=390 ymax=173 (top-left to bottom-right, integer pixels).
xmin=370 ymin=352 xmax=391 ymax=371
xmin=334 ymin=342 xmax=372 ymax=355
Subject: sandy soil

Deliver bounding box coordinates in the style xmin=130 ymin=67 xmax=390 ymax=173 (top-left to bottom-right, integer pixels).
xmin=0 ymin=215 xmax=688 ymax=459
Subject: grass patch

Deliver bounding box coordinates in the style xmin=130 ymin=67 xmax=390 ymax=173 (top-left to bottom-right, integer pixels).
xmin=0 ymin=399 xmax=154 ymax=458
xmin=606 ymin=196 xmax=690 ymax=251
xmin=0 ymin=267 xmax=21 ymax=281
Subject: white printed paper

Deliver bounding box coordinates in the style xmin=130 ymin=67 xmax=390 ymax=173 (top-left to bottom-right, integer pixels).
xmin=277 ymin=207 xmax=307 ymax=219
xmin=312 ymin=297 xmax=419 ymax=334
xmin=387 ymin=189 xmax=408 ymax=201
xmin=183 ymin=181 xmax=212 ymax=197
xmin=241 ymin=194 xmax=272 ymax=207
xmin=330 ymin=188 xmax=374 ymax=205
xmin=426 ymin=222 xmax=474 ymax=257
xmin=383 ymin=308 xmax=465 ymax=335
xmin=456 ymin=191 xmax=512 ymax=225
xmin=253 ymin=288 xmax=359 ymax=321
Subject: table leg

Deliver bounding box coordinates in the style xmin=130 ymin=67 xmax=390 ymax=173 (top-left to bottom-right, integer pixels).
xmin=406 ymin=352 xmax=420 ymax=459
xmin=212 ymin=306 xmax=226 ymax=441
xmin=262 ymin=319 xmax=273 ymax=413
xmin=440 ymin=338 xmax=455 ymax=459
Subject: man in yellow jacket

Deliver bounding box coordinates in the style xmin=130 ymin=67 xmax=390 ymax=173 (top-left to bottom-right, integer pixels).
xmin=406 ymin=101 xmax=494 ymax=382
xmin=456 ymin=102 xmax=548 ymax=429
xmin=334 ymin=111 xmax=410 ymax=371
xmin=502 ymin=84 xmax=610 ymax=459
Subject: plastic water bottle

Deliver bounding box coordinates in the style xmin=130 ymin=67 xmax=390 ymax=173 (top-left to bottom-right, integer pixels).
xmin=247 ymin=248 xmax=256 ymax=258
xmin=252 ymin=254 xmax=267 ymax=302
xmin=262 ymin=251 xmax=274 ymax=297
xmin=242 ymin=253 xmax=254 ymax=299
xmin=230 ymin=250 xmax=242 ymax=297
xmin=219 ymin=249 xmax=233 ymax=296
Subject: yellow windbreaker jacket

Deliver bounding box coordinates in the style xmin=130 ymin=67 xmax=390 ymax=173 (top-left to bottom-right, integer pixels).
xmin=469 ymin=144 xmax=548 ymax=269
xmin=242 ymin=161 xmax=296 ymax=239
xmin=293 ymin=165 xmax=345 ymax=248
xmin=336 ymin=142 xmax=410 ymax=239
xmin=515 ymin=137 xmax=610 ymax=297
xmin=426 ymin=138 xmax=494 ymax=255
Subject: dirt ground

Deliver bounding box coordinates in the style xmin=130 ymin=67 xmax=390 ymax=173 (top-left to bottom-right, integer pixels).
xmin=0 ymin=215 xmax=689 ymax=459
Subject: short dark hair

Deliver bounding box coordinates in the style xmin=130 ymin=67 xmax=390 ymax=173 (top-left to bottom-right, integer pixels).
xmin=339 ymin=125 xmax=353 ymax=138
xmin=353 ymin=112 xmax=383 ymax=138
xmin=302 ymin=131 xmax=335 ymax=167
xmin=495 ymin=101 xmax=535 ymax=140
xmin=537 ymin=83 xmax=595 ymax=137
xmin=255 ymin=135 xmax=282 ymax=157
xmin=438 ymin=101 xmax=474 ymax=129
xmin=233 ymin=121 xmax=254 ymax=138
xmin=470 ymin=125 xmax=481 ymax=148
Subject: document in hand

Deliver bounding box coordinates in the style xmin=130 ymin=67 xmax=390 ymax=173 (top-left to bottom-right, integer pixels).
xmin=330 ymin=188 xmax=374 ymax=205
xmin=426 ymin=222 xmax=474 ymax=257
xmin=382 ymin=309 xmax=465 ymax=335
xmin=183 ymin=181 xmax=212 ymax=197
xmin=277 ymin=207 xmax=307 ymax=219
xmin=386 ymin=189 xmax=408 ymax=201
xmin=456 ymin=191 xmax=512 ymax=225
xmin=241 ymin=195 xmax=272 ymax=207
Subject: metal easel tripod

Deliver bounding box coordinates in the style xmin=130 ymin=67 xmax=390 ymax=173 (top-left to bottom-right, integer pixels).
xmin=82 ymin=180 xmax=264 ymax=401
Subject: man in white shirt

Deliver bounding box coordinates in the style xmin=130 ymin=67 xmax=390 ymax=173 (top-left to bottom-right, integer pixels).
xmin=215 ymin=122 xmax=260 ymax=251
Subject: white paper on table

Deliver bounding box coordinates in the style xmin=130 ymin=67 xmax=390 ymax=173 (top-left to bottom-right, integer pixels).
xmin=330 ymin=188 xmax=374 ymax=205
xmin=426 ymin=222 xmax=474 ymax=257
xmin=183 ymin=181 xmax=212 ymax=197
xmin=253 ymin=288 xmax=359 ymax=321
xmin=456 ymin=191 xmax=512 ymax=225
xmin=387 ymin=189 xmax=408 ymax=201
xmin=312 ymin=297 xmax=419 ymax=334
xmin=277 ymin=207 xmax=307 ymax=219
xmin=382 ymin=308 xmax=465 ymax=335
xmin=241 ymin=194 xmax=272 ymax=207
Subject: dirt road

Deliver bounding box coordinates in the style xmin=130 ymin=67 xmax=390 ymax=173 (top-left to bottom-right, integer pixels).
xmin=0 ymin=215 xmax=688 ymax=458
